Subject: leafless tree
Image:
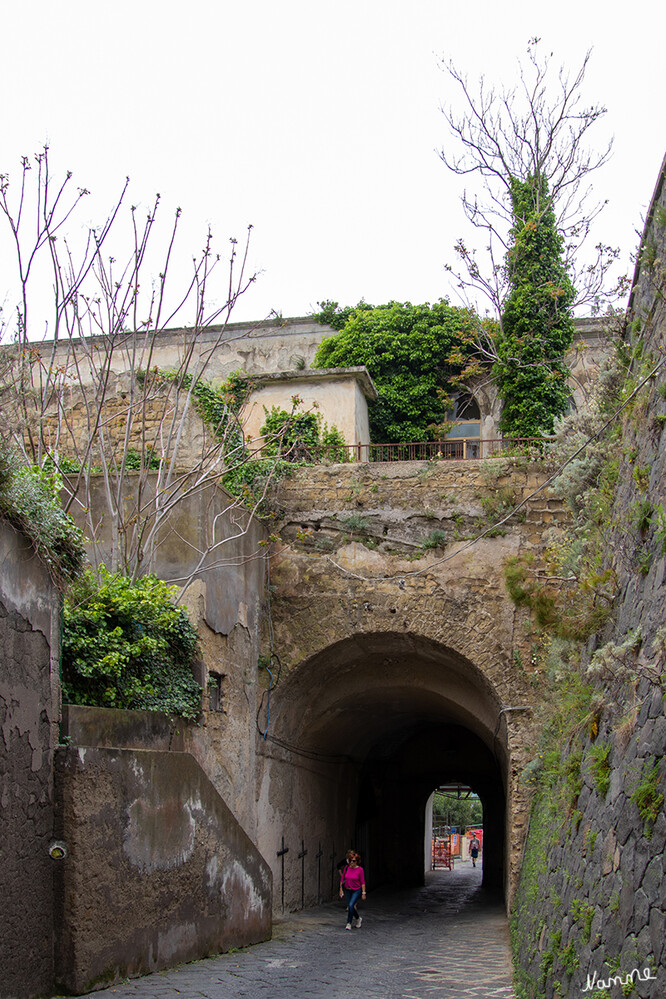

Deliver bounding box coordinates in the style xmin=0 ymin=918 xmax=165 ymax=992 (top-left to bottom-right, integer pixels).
xmin=0 ymin=147 xmax=286 ymax=586
xmin=439 ymin=39 xmax=626 ymax=320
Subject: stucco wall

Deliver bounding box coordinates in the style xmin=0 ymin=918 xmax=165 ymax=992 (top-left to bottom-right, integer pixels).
xmin=241 ymin=368 xmax=376 ymax=448
xmin=54 ymin=740 xmax=272 ymax=994
xmin=0 ymin=521 xmax=61 ymax=999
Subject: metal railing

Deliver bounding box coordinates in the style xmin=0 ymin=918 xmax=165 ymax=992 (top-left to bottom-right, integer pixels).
xmin=304 ymin=437 xmax=554 ymax=464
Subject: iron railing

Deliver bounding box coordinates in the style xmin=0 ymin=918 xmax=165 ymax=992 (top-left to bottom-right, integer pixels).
xmin=303 ymin=437 xmax=554 ymax=464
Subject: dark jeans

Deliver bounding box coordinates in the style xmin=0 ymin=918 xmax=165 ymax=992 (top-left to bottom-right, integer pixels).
xmin=344 ymin=887 xmax=362 ymax=924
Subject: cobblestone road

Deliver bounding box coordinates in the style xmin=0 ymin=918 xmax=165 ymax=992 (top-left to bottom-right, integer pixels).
xmin=68 ymin=865 xmax=516 ymax=999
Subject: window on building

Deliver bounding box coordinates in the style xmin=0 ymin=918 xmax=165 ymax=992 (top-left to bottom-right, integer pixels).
xmin=445 ymin=393 xmax=481 ymax=439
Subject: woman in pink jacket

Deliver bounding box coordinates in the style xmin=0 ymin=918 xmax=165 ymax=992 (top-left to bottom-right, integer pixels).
xmin=339 ymin=851 xmax=366 ymax=930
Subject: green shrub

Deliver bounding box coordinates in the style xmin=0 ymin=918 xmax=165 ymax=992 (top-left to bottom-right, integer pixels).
xmin=62 ymin=567 xmax=202 ymax=719
xmin=313 ymin=299 xmax=478 ymax=443
xmin=222 ymin=456 xmax=296 ymax=518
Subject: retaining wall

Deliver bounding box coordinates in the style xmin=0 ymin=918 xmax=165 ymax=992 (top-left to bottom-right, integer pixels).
xmin=55 ymin=708 xmax=272 ymax=994
xmin=510 ymin=156 xmax=666 ymax=998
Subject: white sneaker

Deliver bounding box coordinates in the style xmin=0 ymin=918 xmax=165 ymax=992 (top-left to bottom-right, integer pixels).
xmin=345 ymin=923 xmax=352 ymax=930
xmin=355 ymin=916 xmax=362 ymax=928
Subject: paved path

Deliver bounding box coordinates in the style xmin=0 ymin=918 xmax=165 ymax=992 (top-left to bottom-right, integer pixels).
xmin=68 ymin=865 xmax=516 ymax=999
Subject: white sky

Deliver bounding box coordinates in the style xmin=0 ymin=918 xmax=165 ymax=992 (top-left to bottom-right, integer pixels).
xmin=1 ymin=0 xmax=663 ymax=327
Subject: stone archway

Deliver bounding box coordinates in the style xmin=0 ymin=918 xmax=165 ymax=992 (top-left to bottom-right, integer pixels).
xmin=255 ymin=629 xmax=532 ymax=913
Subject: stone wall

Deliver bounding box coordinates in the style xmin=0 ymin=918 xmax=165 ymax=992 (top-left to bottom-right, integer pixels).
xmin=0 ymin=521 xmax=62 ymax=999
xmin=510 ymin=157 xmax=666 ymax=997
xmin=54 ymin=712 xmax=272 ymax=995
xmin=256 ymin=457 xmax=570 ymax=909
xmin=3 ymin=315 xmax=610 ymax=476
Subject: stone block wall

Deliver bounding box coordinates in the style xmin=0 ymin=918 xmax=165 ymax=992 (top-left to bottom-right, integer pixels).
xmin=510 ymin=157 xmax=666 ymax=998
xmin=273 ymin=456 xmax=567 ymax=556
xmin=257 ymin=456 xmax=570 ymax=909
xmin=0 ymin=521 xmax=62 ymax=999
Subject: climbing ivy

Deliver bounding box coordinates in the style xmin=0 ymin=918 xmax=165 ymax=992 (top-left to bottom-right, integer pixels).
xmin=496 ymin=176 xmax=576 ymax=437
xmin=260 ymin=406 xmax=348 ymax=462
xmin=139 ymin=367 xmax=253 ymax=441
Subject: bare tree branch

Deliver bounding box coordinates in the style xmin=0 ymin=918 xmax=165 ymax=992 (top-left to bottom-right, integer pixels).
xmin=0 ymin=146 xmax=289 ymax=587
xmin=439 ymin=40 xmax=620 ymax=315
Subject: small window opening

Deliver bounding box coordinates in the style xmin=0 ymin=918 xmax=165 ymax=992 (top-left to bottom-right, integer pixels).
xmin=208 ymin=672 xmax=226 ymax=713
xmin=447 ymin=393 xmax=480 ymax=421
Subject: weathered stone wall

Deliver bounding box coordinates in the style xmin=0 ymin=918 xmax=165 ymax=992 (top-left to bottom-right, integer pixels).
xmin=54 ymin=731 xmax=272 ymax=994
xmin=0 ymin=521 xmax=62 ymax=999
xmin=3 ymin=315 xmax=609 ymax=474
xmin=510 ymin=158 xmax=666 ymax=998
xmin=256 ymin=458 xmax=570 ymax=909
xmin=40 ymin=384 xmax=209 ymax=471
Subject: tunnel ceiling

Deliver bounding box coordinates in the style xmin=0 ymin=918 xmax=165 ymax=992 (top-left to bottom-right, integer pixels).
xmin=269 ymin=631 xmax=506 ymax=764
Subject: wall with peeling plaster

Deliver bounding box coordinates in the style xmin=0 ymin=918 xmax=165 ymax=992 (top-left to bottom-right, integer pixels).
xmin=54 ymin=740 xmax=271 ymax=994
xmin=0 ymin=521 xmax=62 ymax=999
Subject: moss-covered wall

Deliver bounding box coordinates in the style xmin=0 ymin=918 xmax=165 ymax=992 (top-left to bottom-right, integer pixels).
xmin=510 ymin=157 xmax=666 ymax=999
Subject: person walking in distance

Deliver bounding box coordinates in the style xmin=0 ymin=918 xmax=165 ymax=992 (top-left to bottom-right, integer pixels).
xmin=339 ymin=851 xmax=366 ymax=930
xmin=469 ymin=835 xmax=480 ymax=868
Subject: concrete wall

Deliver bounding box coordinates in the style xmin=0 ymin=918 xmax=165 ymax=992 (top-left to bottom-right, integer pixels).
xmin=241 ymin=367 xmax=377 ymax=448
xmin=54 ymin=713 xmax=272 ymax=995
xmin=67 ymin=476 xmax=267 ymax=840
xmin=0 ymin=521 xmax=62 ymax=999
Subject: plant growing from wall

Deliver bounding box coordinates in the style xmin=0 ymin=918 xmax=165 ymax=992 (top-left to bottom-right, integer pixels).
xmin=421 ymin=528 xmax=447 ymax=551
xmin=313 ymin=300 xmax=478 ymax=443
xmin=62 ymin=566 xmax=202 ymax=719
xmin=588 ymin=742 xmax=612 ymax=798
xmin=0 ymin=443 xmax=85 ymax=586
xmin=629 ymin=760 xmax=664 ymax=838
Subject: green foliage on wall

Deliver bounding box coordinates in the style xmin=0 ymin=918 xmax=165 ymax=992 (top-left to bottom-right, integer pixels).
xmin=141 ymin=367 xmax=252 ymax=439
xmin=221 ymin=456 xmax=297 ymax=519
xmin=629 ymin=759 xmax=664 ymax=838
xmin=62 ymin=567 xmax=202 ymax=719
xmin=313 ymin=300 xmax=478 ymax=443
xmin=496 ymin=176 xmax=575 ymax=437
xmin=589 ymin=741 xmax=612 ymax=798
xmin=0 ymin=444 xmax=86 ymax=586
xmin=260 ymin=406 xmax=349 ymax=463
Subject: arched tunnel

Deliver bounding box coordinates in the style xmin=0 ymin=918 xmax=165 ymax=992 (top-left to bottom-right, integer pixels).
xmin=257 ymin=631 xmax=518 ymax=910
